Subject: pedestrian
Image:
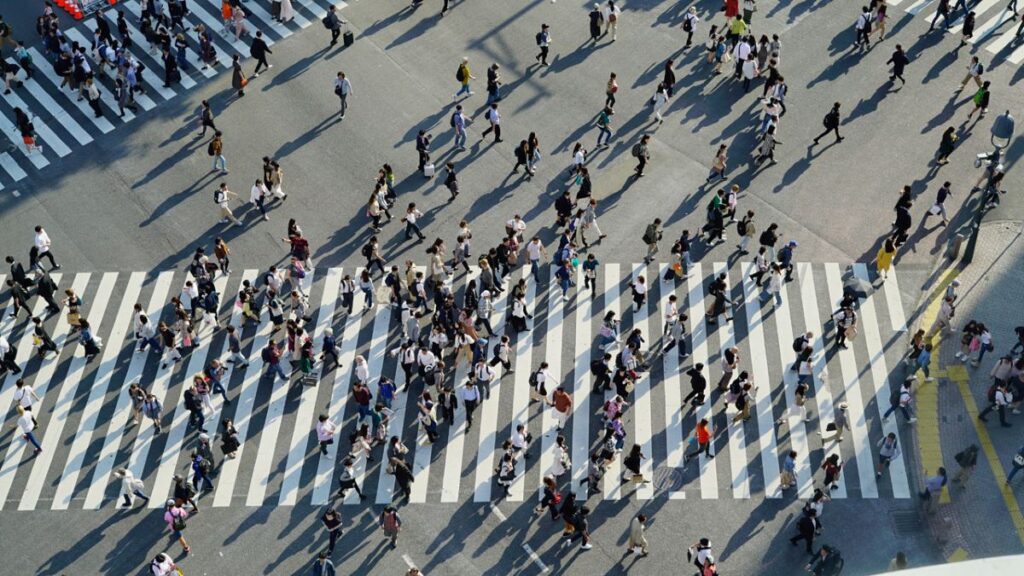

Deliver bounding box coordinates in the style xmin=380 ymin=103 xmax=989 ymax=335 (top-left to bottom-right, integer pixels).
xmin=705 ymin=144 xmax=728 ymax=183
xmin=966 ymin=81 xmax=990 ymax=120
xmin=16 ymin=405 xmax=42 ymax=454
xmin=813 ymin=102 xmax=844 ymax=145
xmin=164 ymin=499 xmax=191 ymax=554
xmin=876 ymin=432 xmax=902 ymax=478
xmin=379 ymin=505 xmax=402 ymax=548
xmin=221 ymin=418 xmax=240 ymax=458
xmin=231 ymin=54 xmax=247 ymax=98
xmin=958 ymin=56 xmax=984 ymax=91
xmin=930 ymin=0 xmax=951 ymax=30
xmin=688 ymin=538 xmax=714 ymax=573
xmin=534 ymin=475 xmax=562 ymax=519
xmin=935 ymin=126 xmax=958 ymax=166
xmin=209 ymin=130 xmax=228 ymax=174
xmin=978 ymin=380 xmax=1013 ymax=427
xmin=790 ymin=508 xmax=817 ymax=553
xmin=821 ymin=453 xmax=842 ymax=492
xmin=1006 ymin=445 xmax=1024 ymax=485
xmin=632 ymin=134 xmax=651 ymax=177
xmin=626 ymin=513 xmax=649 ymax=557
xmin=321 ymin=508 xmax=342 ymax=555
xmin=682 ymin=7 xmax=699 ymax=49
xmin=952 ymin=444 xmax=979 ymax=486
xmin=960 ymin=11 xmax=975 ymax=46
xmin=480 ymin=103 xmax=502 ymax=142
xmin=589 ymin=4 xmax=604 ymax=43
xmin=453 ymin=57 xmax=474 ymax=100
xmin=887 ymin=44 xmax=908 ymax=85
xmin=191 ymin=453 xmax=214 ymax=493
xmin=310 ymin=551 xmax=336 ymax=576
xmin=854 ymin=6 xmax=872 ymax=48
xmin=535 ymin=24 xmax=552 ymax=65
xmin=324 ymin=5 xmax=345 ymax=47
xmin=333 ymin=71 xmax=352 ymax=119
xmin=780 ymin=450 xmax=798 ymax=490
xmin=652 ymin=81 xmax=669 ymax=123
xmin=213 ymin=182 xmax=243 ymax=227
xmin=684 ymin=418 xmax=714 ymax=462
xmin=918 ymin=467 xmax=947 ymax=512
xmin=149 ymin=553 xmax=178 ymax=576
xmin=819 ymin=402 xmax=850 ymax=443
xmin=316 ymin=414 xmax=337 ymax=456
xmin=485 ymin=62 xmax=502 ymax=105
xmin=337 ymin=457 xmax=365 ymax=500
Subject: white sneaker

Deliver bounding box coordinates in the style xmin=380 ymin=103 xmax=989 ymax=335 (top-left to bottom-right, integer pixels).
xmin=925 ymin=377 xmax=936 ymax=382
xmin=908 ymin=417 xmax=918 ymax=423
xmin=581 ymin=544 xmax=593 ymax=550
xmin=268 ymin=64 xmax=274 ymax=69
xmin=882 ymin=417 xmax=889 ymax=423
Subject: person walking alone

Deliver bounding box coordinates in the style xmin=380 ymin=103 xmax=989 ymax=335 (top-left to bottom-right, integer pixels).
xmin=813 ymin=102 xmax=844 ymax=145
xmin=250 ymin=31 xmax=272 ymax=77
xmin=536 ymin=24 xmax=552 ymax=66
xmin=887 ymin=44 xmax=909 ymax=86
xmin=334 ymin=71 xmax=352 ymax=119
xmin=324 ymin=5 xmax=345 ymax=47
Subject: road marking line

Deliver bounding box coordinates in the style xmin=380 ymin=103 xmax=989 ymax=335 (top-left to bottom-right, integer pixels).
xmin=715 ymin=262 xmax=748 ymax=499
xmin=0 ymin=152 xmax=28 ymax=182
xmin=26 ymin=47 xmax=116 ymax=133
xmin=508 ymin=274 xmax=537 ymax=502
xmin=472 ymin=267 xmax=510 ymax=502
xmin=490 ymin=502 xmax=507 ymax=522
xmin=602 ymin=264 xmax=623 ymax=499
xmin=658 ymin=264 xmax=684 ymax=498
xmin=538 ymin=281 xmax=564 ymax=501
xmin=630 ymin=263 xmax=655 ymax=499
xmin=522 ymin=544 xmax=549 ymax=573
xmin=569 ymin=272 xmax=592 ymax=494
xmin=686 ymin=264 xmax=718 ymax=499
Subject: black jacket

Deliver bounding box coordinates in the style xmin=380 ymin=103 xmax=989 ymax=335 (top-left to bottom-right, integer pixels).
xmin=250 ymin=38 xmax=272 ymax=58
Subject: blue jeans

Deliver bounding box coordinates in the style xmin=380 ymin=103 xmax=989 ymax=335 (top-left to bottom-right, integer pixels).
xmin=362 ymin=287 xmax=373 ymax=307
xmin=139 ymin=336 xmax=160 ymax=351
xmin=357 ymin=403 xmax=371 ymax=423
xmin=194 ymin=473 xmax=214 ymax=493
xmin=213 ymin=155 xmax=227 ymax=171
xmin=917 ymin=361 xmax=930 ymax=378
xmin=883 ymin=404 xmax=912 ymax=421
xmin=596 ymin=126 xmax=612 ymax=146
xmin=210 ymin=379 xmax=229 ymax=402
xmin=977 ymin=343 xmax=994 ymax=364
xmin=456 ymin=83 xmax=471 ymax=97
xmin=266 ymin=362 xmax=287 ymax=381
xmin=454 ymin=130 xmax=466 ymax=148
xmin=760 ymin=288 xmax=781 ymax=306
xmin=530 ymin=259 xmax=540 ymax=279
xmin=23 ymin=431 xmax=42 ymax=451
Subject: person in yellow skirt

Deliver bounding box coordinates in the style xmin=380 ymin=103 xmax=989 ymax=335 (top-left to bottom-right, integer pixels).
xmin=876 ymin=238 xmax=896 ymax=282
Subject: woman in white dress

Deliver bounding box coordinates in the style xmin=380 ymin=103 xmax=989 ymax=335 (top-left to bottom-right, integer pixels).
xmin=280 ymin=0 xmax=296 ymax=23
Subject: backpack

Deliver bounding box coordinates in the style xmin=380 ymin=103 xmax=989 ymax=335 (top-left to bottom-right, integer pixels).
xmin=535 ymin=31 xmax=544 ymax=46
xmin=631 ymin=143 xmax=643 ymax=158
xmin=987 ymin=383 xmax=997 ymax=404
xmin=261 ymin=346 xmax=273 ymax=363
xmin=213 ymin=189 xmax=224 ymax=204
xmin=455 ymin=65 xmax=465 ymax=82
xmin=322 ymin=15 xmax=332 ymax=29
xmin=207 ymin=140 xmax=215 ymax=156
xmin=792 ymin=336 xmax=805 ymax=353
xmin=737 ymin=218 xmax=748 ymax=236
xmin=361 ymin=244 xmax=372 ymax=259
xmin=198 ymin=458 xmax=212 ymax=474
xmin=683 ymin=15 xmax=693 ymax=32
xmin=591 ymin=359 xmax=605 ymax=374
xmin=529 ymin=370 xmax=539 ymax=387
xmin=889 ymin=387 xmax=902 ymax=408
xmin=170 ymin=510 xmax=187 ymax=531
xmin=184 ymin=389 xmax=200 ymax=411
xmin=449 ymin=112 xmax=457 ymax=128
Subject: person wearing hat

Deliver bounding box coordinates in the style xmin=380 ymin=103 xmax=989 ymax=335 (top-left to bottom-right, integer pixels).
xmin=819 ymin=402 xmax=850 ymax=443
xmin=588 ymin=4 xmax=604 ymax=43
xmin=164 ymin=499 xmax=192 ymax=554
xmin=535 ymin=24 xmax=552 ymax=66
xmin=778 ymin=239 xmax=798 ymax=282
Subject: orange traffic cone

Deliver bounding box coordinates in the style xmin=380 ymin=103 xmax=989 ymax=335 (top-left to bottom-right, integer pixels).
xmin=56 ymin=0 xmax=66 ymax=9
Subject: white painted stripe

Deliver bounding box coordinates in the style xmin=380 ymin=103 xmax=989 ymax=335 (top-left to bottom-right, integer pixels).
xmin=569 ymin=275 xmax=592 ymax=493
xmin=686 ymin=264 xmax=717 ymax=499
xmin=282 ymin=3 xmax=312 ymax=28
xmin=797 ymin=263 xmax=848 ymax=499
xmin=537 ymin=282 xmax=564 ymax=502
xmin=0 ymin=89 xmax=72 ymax=157
xmin=295 ymin=0 xmax=338 ymax=22
xmin=0 ymin=152 xmax=28 ymax=182
xmin=947 ymin=0 xmax=1000 ymax=34
xmin=63 ymin=28 xmax=151 ymax=115
xmin=471 ymin=269 xmax=511 ymax=502
xmin=508 ymin=275 xmax=537 ymax=502
xmin=171 ymin=0 xmax=234 ymax=69
xmin=984 ymin=13 xmax=1024 ymax=59
xmin=0 ymin=273 xmax=81 ymax=510
xmin=602 ymin=263 xmax=623 ymax=500
xmin=824 ymin=263 xmax=879 ymax=498
xmin=118 ymin=2 xmax=219 ymax=78
xmin=0 ymin=275 xmax=55 ymax=392
xmin=629 ymin=263 xmax=655 ymax=500
xmin=344 ymin=293 xmax=391 ymax=505
xmin=148 ymin=275 xmax=230 ymax=507
xmin=489 ymin=502 xmax=507 ymax=521
xmin=523 ymin=544 xmax=550 ymax=573
xmin=883 ymin=269 xmax=908 ymax=333
xmin=25 ymin=47 xmax=116 ymax=133
xmin=852 ymin=264 xmax=911 ymax=498
xmin=972 ymin=5 xmax=1017 ymax=43
xmin=402 ymin=554 xmax=426 ymax=575
xmin=52 ymin=272 xmax=145 ymax=510
xmin=83 ymin=271 xmax=174 ymax=509
xmin=280 ymin=268 xmax=341 ymax=505
xmin=738 ymin=265 xmax=784 ymax=499
xmin=20 ymin=273 xmax=115 ymax=510
xmin=311 ymin=268 xmax=364 ymax=505
xmin=13 ymin=66 xmax=94 ymax=145
xmin=435 ymin=272 xmax=479 ymax=504
xmin=714 ymin=262 xmax=749 ymax=499
xmin=211 ymin=284 xmax=276 ymax=507
xmin=658 ymin=264 xmax=684 ymax=498
xmin=906 ymin=0 xmax=937 ymax=16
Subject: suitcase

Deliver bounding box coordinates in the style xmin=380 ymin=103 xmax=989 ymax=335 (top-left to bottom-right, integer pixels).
xmin=343 ymin=30 xmax=354 ymax=47
xmin=423 ymin=163 xmax=435 ymax=177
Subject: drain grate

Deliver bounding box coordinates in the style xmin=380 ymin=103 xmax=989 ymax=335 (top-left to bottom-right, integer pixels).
xmin=891 ymin=510 xmax=924 ymax=535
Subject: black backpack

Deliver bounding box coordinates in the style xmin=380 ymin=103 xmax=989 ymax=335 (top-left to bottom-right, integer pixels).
xmin=792 ymin=336 xmax=805 ymax=353
xmin=529 ymin=370 xmax=539 ymax=386
xmin=737 ymin=218 xmax=748 ymax=236
xmin=207 ymin=140 xmax=215 ymax=156
xmin=590 ymin=359 xmax=605 ymax=374
xmin=198 ymin=458 xmax=213 ymax=474
xmin=455 ymin=66 xmax=465 ymax=82
xmin=535 ymin=31 xmax=544 ymax=45
xmin=322 ymin=15 xmax=332 ymax=29
xmin=361 ymin=244 xmax=372 ymax=259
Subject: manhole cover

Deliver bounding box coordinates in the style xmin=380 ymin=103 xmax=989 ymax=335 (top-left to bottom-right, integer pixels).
xmin=653 ymin=466 xmax=683 ymax=492
xmin=891 ymin=510 xmax=923 ymax=535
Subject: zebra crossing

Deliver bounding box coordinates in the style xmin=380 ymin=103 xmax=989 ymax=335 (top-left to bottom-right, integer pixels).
xmin=0 ymin=261 xmax=916 ymax=512
xmin=889 ymin=0 xmax=1024 ymax=64
xmin=0 ymin=0 xmax=347 ymax=189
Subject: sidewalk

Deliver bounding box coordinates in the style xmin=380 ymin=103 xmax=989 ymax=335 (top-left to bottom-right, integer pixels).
xmin=911 ymin=220 xmax=1024 ymax=561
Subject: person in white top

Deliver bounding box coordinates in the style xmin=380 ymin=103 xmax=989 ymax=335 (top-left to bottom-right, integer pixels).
xmin=653 ymin=82 xmax=669 ymax=123
xmin=149 ymin=553 xmax=177 ymax=576
xmin=214 ymin=183 xmax=243 ymax=227
xmin=354 ymin=355 xmax=370 ymax=385
xmin=526 ymin=237 xmax=546 ymax=279
xmin=604 ymin=0 xmax=621 ymax=41
xmin=506 ymin=214 xmax=526 ymax=242
xmin=462 ymin=379 xmax=481 ymax=429
xmin=115 ymin=467 xmax=151 ymax=507
xmin=13 ymin=379 xmax=41 ymax=411
xmin=511 ymin=423 xmax=531 ymax=459
xmin=663 ymin=294 xmax=679 ymax=336
xmin=250 ymin=179 xmax=270 ymax=221
xmin=532 ymin=362 xmax=553 ymax=402
xmin=17 ymin=405 xmax=42 ymax=454
xmin=404 ymin=202 xmax=426 ymax=241
xmin=33 ymin=225 xmax=60 ymax=270
xmin=316 ymin=414 xmax=337 ymax=456
xmin=474 ymin=360 xmax=495 ymax=400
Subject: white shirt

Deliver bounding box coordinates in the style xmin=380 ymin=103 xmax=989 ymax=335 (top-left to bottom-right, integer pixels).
xmin=316 ymin=419 xmax=337 ymax=442
xmin=512 ymin=430 xmax=528 ymax=449
xmin=632 ymin=282 xmax=648 ymax=296
xmin=475 ymin=364 xmax=494 ymax=382
xmin=573 ymin=150 xmax=586 ymax=167
xmin=462 ymin=385 xmax=480 ymax=402
xmin=34 ymin=229 xmax=52 ymax=253
xmin=17 ymin=413 xmax=34 ymax=434
xmin=334 ymin=77 xmax=352 ymax=95
xmin=664 ymin=302 xmax=678 ymax=325
xmin=354 ymin=361 xmax=369 ymax=383
xmin=536 ymin=369 xmax=554 ymax=389
xmin=405 ymin=209 xmax=423 ymax=224
xmin=526 ymin=241 xmax=543 ymax=261
xmin=507 ymin=218 xmax=526 ymax=234
xmin=733 ymin=42 xmax=752 ymax=61
xmin=14 ymin=386 xmax=37 ymax=408
xmin=250 ymin=182 xmax=268 ymax=203
xmin=417 ymin=350 xmax=437 ymax=369
xmin=215 ymin=188 xmax=231 ymax=209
